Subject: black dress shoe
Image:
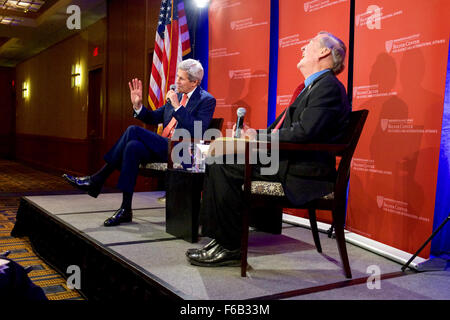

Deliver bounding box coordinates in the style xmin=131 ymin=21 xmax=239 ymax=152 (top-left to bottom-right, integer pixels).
xmin=185 ymin=239 xmax=217 ymax=256
xmin=103 ymin=208 xmax=133 ymax=227
xmin=62 ymin=174 xmax=101 ymax=198
xmin=187 ymin=242 xmax=241 ymax=267
xmin=187 ymin=241 xmax=221 ymax=261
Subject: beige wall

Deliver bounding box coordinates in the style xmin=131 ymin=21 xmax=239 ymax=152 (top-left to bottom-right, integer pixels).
xmin=12 ymin=0 xmax=160 ymax=179
xmin=15 ymin=19 xmax=106 ymax=140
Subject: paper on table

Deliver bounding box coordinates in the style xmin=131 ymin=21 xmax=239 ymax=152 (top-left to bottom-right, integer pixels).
xmin=207 ymin=137 xmax=270 ymax=157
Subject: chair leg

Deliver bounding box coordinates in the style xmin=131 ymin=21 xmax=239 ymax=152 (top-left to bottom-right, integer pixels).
xmin=334 ymin=222 xmax=352 ymax=278
xmin=327 ymin=223 xmax=334 ymax=238
xmin=308 ymin=208 xmax=322 ymax=253
xmin=240 ymin=207 xmax=250 ymax=277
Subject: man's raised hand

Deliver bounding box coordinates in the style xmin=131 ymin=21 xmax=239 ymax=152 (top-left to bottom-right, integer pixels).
xmin=128 ymin=78 xmax=143 ymax=110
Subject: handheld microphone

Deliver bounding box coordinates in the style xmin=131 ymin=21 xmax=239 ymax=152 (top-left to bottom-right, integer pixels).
xmin=166 ymin=84 xmax=177 ymax=105
xmin=234 ymin=107 xmax=246 ymax=138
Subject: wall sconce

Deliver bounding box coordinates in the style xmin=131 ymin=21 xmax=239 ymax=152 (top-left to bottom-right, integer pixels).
xmin=22 ymin=81 xmax=29 ymax=98
xmin=71 ymin=64 xmax=82 ymax=88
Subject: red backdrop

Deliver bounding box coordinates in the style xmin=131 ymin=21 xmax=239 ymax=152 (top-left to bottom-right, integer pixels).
xmin=347 ymin=0 xmax=450 ymax=257
xmin=206 ymin=0 xmax=450 ymax=258
xmin=276 ymin=0 xmax=350 ymax=117
xmin=208 ymin=0 xmax=271 ymax=133
xmin=277 ymin=0 xmax=351 ymax=222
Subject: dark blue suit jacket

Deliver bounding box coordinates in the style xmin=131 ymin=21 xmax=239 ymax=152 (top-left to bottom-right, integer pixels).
xmin=134 ymin=86 xmax=216 ymax=138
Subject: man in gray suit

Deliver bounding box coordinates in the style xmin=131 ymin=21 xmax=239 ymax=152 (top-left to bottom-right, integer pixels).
xmin=186 ymin=31 xmax=351 ymax=267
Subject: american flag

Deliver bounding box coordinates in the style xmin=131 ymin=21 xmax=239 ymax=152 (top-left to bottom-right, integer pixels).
xmin=148 ymin=0 xmax=191 ymax=111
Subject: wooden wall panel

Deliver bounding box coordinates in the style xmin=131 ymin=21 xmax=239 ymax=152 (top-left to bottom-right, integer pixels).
xmin=0 ymin=67 xmax=15 ymax=158
xmin=15 ymin=134 xmax=90 ymax=175
xmin=103 ymin=0 xmax=163 ymax=191
xmin=105 ymin=0 xmax=126 ymax=150
xmin=105 ymin=0 xmax=161 ymax=151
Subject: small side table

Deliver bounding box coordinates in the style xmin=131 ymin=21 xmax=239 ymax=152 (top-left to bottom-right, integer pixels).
xmin=165 ymin=169 xmax=204 ymax=243
xmin=165 ymin=168 xmax=283 ymax=243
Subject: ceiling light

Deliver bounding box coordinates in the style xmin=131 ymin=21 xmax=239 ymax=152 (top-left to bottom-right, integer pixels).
xmin=0 ymin=15 xmax=23 ymax=25
xmin=1 ymin=0 xmax=44 ymax=13
xmin=0 ymin=17 xmax=12 ymax=24
xmin=194 ymin=0 xmax=209 ymax=8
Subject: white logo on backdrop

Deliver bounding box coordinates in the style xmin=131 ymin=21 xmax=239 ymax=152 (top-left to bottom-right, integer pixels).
xmin=377 ymin=195 xmax=384 ymax=208
xmin=381 ymin=119 xmax=389 ymax=132
xmin=209 ymin=48 xmax=240 ymax=59
xmin=215 ymin=98 xmax=237 ymax=109
xmin=385 ymin=40 xmax=393 ymax=53
xmin=351 ymin=158 xmax=392 ymax=176
xmin=303 ymin=0 xmax=347 ymax=13
xmin=385 ymin=34 xmax=446 ymax=54
xmin=304 ymin=2 xmax=310 ymax=12
xmin=227 ymin=69 xmax=267 ymax=80
xmin=375 ymin=196 xmax=428 ymax=222
xmin=210 ymin=0 xmax=241 ymax=11
xmin=277 ymin=95 xmax=292 ymax=106
xmin=279 ymin=34 xmax=310 ymax=48
xmin=352 ymin=84 xmax=397 ymax=99
xmin=355 ymin=13 xmax=361 ymax=26
xmin=380 ymin=119 xmax=413 ymax=132
xmin=230 ymin=17 xmax=267 ymax=31
xmin=379 ymin=118 xmax=437 ymax=134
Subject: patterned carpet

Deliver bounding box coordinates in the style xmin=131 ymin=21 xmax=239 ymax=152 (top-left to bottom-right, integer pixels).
xmin=0 ymin=159 xmax=84 ymax=300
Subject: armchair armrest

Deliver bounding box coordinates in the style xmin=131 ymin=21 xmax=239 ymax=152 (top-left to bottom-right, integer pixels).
xmin=207 ymin=137 xmax=348 ymax=157
xmin=277 ymin=142 xmax=348 ymax=154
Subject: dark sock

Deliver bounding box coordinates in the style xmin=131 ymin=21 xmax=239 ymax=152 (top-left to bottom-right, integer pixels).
xmin=121 ymin=192 xmax=133 ymax=211
xmin=91 ymin=163 xmax=115 ymax=186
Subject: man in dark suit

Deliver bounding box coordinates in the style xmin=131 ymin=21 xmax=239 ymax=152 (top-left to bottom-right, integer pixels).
xmin=63 ymin=59 xmax=216 ymax=226
xmin=186 ymin=31 xmax=351 ymax=267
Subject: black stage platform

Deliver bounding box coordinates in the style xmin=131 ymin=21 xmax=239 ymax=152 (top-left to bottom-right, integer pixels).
xmin=11 ymin=192 xmax=408 ymax=301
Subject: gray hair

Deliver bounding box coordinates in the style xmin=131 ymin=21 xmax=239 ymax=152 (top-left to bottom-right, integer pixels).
xmin=318 ymin=31 xmax=346 ymax=75
xmin=178 ymin=59 xmax=204 ymax=82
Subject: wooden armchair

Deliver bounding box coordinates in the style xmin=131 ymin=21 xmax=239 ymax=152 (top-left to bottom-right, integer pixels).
xmin=240 ymin=109 xmax=369 ymax=278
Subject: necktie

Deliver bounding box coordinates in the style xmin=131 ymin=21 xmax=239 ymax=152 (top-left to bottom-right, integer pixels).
xmin=273 ymin=82 xmax=305 ymax=132
xmin=162 ymin=93 xmax=188 ymax=138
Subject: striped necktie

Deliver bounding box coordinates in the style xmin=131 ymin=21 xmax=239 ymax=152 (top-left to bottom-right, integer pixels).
xmin=273 ymin=82 xmax=305 ymax=132
xmin=161 ymin=93 xmax=188 ymax=138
